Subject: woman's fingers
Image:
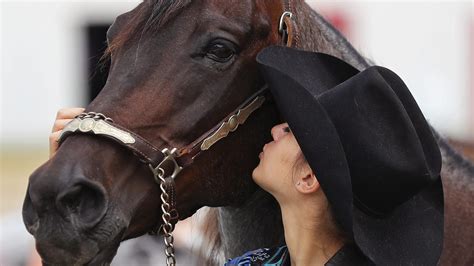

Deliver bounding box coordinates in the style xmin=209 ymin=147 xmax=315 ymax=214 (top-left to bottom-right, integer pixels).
xmin=55 ymin=107 xmax=85 ymax=120
xmin=51 ymin=118 xmax=73 ymax=133
xmin=49 ymin=131 xmax=61 ymax=159
xmin=52 ymin=107 xmax=85 ymax=132
xmin=49 ymin=107 xmax=84 ymax=158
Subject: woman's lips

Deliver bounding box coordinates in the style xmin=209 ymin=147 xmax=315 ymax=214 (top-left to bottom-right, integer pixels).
xmin=260 ymin=142 xmax=271 ymax=158
xmin=259 ymin=144 xmax=268 ymax=159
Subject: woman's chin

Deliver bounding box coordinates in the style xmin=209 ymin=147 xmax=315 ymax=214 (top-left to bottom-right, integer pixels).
xmin=251 ymin=166 xmax=259 ymax=183
xmin=251 ymin=165 xmax=265 ymax=187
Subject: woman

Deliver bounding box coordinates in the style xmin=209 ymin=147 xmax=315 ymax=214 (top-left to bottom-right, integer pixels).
xmin=225 ymin=46 xmax=444 ymax=265
xmin=49 ymin=46 xmax=444 ymax=266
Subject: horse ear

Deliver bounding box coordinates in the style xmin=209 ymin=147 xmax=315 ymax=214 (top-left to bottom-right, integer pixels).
xmin=295 ymin=173 xmax=320 ymax=194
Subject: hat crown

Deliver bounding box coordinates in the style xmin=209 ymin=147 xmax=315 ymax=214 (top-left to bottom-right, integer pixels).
xmin=257 ymin=46 xmax=441 ymax=216
xmin=318 ymin=67 xmax=441 ymax=215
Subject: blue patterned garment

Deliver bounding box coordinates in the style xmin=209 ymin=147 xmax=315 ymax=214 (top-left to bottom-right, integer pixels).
xmin=224 ymin=246 xmax=289 ymax=266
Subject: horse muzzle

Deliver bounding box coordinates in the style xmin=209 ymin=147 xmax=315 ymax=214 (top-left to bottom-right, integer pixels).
xmin=22 ymin=162 xmax=126 ymax=265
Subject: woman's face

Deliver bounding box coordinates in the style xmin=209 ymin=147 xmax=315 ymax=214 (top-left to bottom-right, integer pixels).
xmin=252 ymin=122 xmax=303 ymax=196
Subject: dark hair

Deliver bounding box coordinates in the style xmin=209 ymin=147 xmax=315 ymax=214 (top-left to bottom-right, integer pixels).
xmin=291 ymin=151 xmax=351 ymax=242
xmin=104 ymin=0 xmax=191 ymax=57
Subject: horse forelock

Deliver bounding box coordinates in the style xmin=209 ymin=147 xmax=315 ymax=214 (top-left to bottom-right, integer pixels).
xmin=104 ymin=0 xmax=192 ymax=58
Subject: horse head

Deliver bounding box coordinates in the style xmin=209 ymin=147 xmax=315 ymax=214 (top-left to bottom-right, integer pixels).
xmin=22 ymin=0 xmax=289 ymax=264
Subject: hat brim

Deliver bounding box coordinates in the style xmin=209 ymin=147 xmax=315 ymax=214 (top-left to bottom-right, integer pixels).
xmin=256 ymin=46 xmax=444 ymax=265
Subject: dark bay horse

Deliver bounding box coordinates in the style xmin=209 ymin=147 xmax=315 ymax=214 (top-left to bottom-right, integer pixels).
xmin=22 ymin=0 xmax=474 ymax=265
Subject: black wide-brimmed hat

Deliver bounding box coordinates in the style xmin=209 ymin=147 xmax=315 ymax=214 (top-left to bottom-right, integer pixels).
xmin=256 ymin=46 xmax=444 ymax=265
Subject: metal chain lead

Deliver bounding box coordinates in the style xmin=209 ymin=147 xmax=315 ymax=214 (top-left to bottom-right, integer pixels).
xmin=76 ymin=111 xmax=177 ymax=264
xmin=77 ymin=112 xmax=114 ymax=123
xmin=154 ymin=167 xmax=176 ymax=266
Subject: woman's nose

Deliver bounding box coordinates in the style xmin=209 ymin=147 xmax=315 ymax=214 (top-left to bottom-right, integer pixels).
xmin=271 ymin=123 xmax=289 ymax=141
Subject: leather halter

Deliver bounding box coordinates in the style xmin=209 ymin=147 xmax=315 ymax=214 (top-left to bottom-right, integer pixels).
xmin=57 ymin=87 xmax=270 ymax=232
xmin=57 ymin=7 xmax=295 ymax=235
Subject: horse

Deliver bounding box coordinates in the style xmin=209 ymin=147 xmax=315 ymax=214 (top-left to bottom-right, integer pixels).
xmin=22 ymin=0 xmax=474 ymax=265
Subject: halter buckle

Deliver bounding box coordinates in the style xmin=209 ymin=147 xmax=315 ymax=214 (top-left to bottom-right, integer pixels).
xmin=149 ymin=148 xmax=183 ymax=182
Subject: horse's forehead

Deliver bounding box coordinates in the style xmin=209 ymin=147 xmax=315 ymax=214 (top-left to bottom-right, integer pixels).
xmin=204 ymin=0 xmax=266 ymax=20
xmin=198 ymin=0 xmax=277 ymax=35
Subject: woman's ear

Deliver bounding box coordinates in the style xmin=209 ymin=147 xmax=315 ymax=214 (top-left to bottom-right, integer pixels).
xmin=295 ymin=170 xmax=320 ymax=194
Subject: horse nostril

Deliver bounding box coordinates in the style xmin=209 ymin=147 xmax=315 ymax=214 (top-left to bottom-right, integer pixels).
xmin=57 ymin=180 xmax=108 ymax=229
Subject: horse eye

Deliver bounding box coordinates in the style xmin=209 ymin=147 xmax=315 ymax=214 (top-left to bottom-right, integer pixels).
xmin=206 ymin=43 xmax=235 ymax=62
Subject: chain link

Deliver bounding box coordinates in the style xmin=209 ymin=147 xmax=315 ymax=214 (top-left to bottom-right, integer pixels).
xmin=155 ymin=167 xmax=176 ymax=266
xmin=77 ymin=112 xmax=114 ymax=123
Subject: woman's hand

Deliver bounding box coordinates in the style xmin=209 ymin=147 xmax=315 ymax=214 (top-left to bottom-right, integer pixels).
xmin=49 ymin=107 xmax=85 ymax=158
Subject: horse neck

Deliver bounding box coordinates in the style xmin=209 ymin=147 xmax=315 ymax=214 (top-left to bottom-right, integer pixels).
xmin=433 ymin=128 xmax=474 ymax=265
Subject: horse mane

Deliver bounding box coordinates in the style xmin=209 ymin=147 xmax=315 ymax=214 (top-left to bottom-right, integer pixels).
xmin=292 ymin=2 xmax=370 ymax=70
xmin=105 ymin=0 xmax=191 ymax=57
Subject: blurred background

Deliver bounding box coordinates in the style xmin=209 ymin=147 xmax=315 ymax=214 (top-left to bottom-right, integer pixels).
xmin=1 ymin=0 xmax=473 ymax=265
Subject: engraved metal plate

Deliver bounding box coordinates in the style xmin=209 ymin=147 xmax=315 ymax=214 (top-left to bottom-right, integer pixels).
xmin=201 ymin=95 xmax=265 ymax=151
xmin=58 ymin=118 xmax=135 ymax=144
